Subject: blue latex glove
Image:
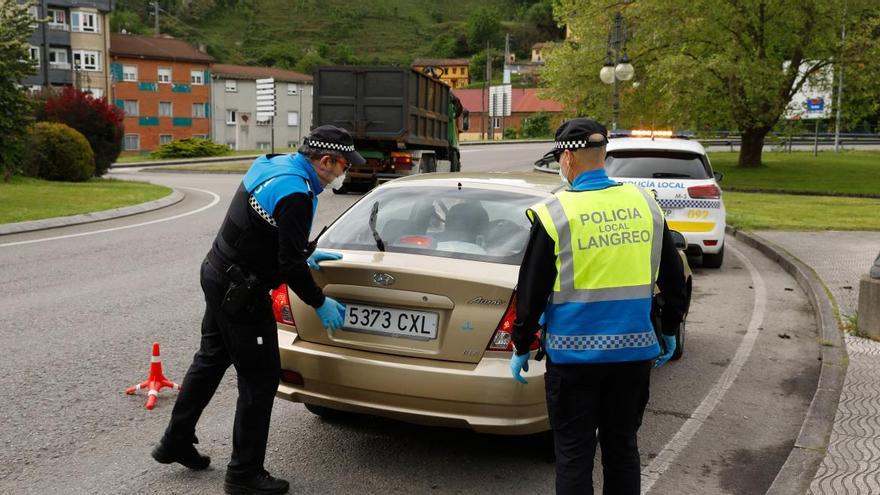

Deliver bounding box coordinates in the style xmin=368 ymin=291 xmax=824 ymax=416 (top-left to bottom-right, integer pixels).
xmin=510 ymin=351 xmax=530 ymax=384
xmin=315 ymin=297 xmax=346 ymax=332
xmin=307 ymin=250 xmax=342 ymax=271
xmin=538 ymin=313 xmax=545 ymax=327
xmin=654 ymin=335 xmax=677 ymax=368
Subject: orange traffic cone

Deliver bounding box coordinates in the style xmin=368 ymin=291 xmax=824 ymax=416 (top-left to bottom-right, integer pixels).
xmin=126 ymin=342 xmax=180 ymax=410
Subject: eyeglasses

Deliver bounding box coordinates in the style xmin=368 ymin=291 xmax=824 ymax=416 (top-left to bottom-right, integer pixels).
xmin=327 ymin=156 xmax=351 ymax=172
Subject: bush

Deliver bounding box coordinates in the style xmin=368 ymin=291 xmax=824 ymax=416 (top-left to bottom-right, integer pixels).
xmin=36 ymin=87 xmax=124 ymax=177
xmin=520 ymin=112 xmax=552 ymax=138
xmin=25 ymin=122 xmax=96 ymax=182
xmin=150 ymin=138 xmax=231 ymax=159
xmin=503 ymin=127 xmax=519 ymax=140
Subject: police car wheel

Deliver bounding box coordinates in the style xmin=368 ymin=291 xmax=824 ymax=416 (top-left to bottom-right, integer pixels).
xmin=702 ymin=245 xmax=724 ymax=268
xmin=304 ymin=403 xmax=350 ymax=420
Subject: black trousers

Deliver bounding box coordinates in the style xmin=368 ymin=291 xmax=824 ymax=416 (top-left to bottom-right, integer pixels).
xmin=162 ymin=256 xmax=280 ymax=478
xmin=544 ymin=359 xmax=652 ymax=495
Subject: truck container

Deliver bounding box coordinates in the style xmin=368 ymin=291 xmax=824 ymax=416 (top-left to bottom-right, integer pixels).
xmin=312 ymin=66 xmax=467 ymax=192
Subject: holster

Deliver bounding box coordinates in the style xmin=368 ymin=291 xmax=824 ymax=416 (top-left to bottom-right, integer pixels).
xmin=220 ymin=264 xmax=262 ymax=314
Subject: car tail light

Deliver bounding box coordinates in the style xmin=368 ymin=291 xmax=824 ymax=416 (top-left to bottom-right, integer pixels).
xmin=391 ymin=152 xmax=413 ymax=170
xmin=281 ymin=369 xmax=303 ymax=386
xmin=271 ymin=284 xmax=295 ymax=326
xmin=687 ymin=184 xmax=721 ymax=199
xmin=703 ymin=240 xmax=718 ymax=246
xmin=487 ymin=292 xmax=541 ymax=352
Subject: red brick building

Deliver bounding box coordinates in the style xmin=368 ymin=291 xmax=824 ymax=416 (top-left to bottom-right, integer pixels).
xmin=453 ymin=88 xmax=565 ymax=140
xmin=109 ymin=34 xmax=214 ymax=153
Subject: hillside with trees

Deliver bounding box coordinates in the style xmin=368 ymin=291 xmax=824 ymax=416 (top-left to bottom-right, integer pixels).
xmin=110 ymin=0 xmax=563 ymax=77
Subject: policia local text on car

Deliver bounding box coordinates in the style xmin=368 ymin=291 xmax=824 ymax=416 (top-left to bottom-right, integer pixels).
xmin=151 ymin=125 xmax=365 ymax=495
xmin=509 ymin=118 xmax=688 ymax=495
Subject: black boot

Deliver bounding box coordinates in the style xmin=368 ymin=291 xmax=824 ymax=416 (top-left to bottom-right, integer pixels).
xmin=151 ymin=440 xmax=210 ymax=470
xmin=224 ymin=470 xmax=290 ymax=494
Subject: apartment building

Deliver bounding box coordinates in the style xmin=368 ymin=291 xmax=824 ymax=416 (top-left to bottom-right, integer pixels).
xmin=22 ymin=0 xmax=113 ymax=97
xmin=109 ymin=33 xmax=214 ymax=153
xmin=210 ymin=64 xmax=313 ymax=151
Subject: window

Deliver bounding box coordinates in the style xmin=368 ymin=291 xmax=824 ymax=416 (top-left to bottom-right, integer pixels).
xmin=225 ymin=80 xmax=237 ymax=92
xmin=287 ymin=83 xmax=298 ymax=95
xmin=287 ymin=111 xmax=299 ymax=127
xmin=49 ymin=48 xmax=69 ymax=69
xmin=124 ymin=134 xmax=140 ymax=150
xmin=191 ymin=103 xmax=206 ymax=118
xmin=28 ymin=46 xmax=40 ymax=62
xmin=71 ymin=11 xmax=98 ymax=33
xmin=257 ymin=142 xmax=271 ymax=150
xmin=28 ymin=5 xmax=39 ymax=27
xmin=604 ymin=151 xmax=712 ymax=180
xmin=226 ymin=142 xmax=235 ymax=149
xmin=159 ymin=101 xmax=172 ymax=117
xmin=287 ymin=141 xmax=298 ymax=148
xmin=159 ymin=135 xmax=173 ymax=145
xmin=86 ymin=88 xmax=103 ymax=99
xmin=451 ymin=67 xmax=457 ymax=75
xmin=190 ymin=69 xmax=204 ymax=85
xmin=226 ymin=110 xmax=237 ymax=125
xmin=72 ymin=50 xmax=100 ymax=71
xmin=48 ymin=9 xmax=66 ymax=28
xmin=158 ymin=67 xmax=171 ymax=83
xmin=122 ymin=65 xmax=137 ymax=82
xmin=123 ymin=100 xmax=138 ymax=116
xmin=493 ymin=117 xmax=500 ymax=129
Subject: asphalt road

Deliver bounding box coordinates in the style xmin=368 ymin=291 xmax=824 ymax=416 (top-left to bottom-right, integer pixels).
xmin=0 ymin=144 xmax=820 ymax=494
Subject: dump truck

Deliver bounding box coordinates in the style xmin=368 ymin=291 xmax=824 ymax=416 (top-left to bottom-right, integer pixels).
xmin=312 ymin=66 xmax=469 ymax=193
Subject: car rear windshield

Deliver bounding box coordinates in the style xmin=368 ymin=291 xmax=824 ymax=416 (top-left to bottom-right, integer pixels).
xmin=318 ymin=186 xmax=540 ymax=265
xmin=605 ymin=150 xmax=711 ymax=179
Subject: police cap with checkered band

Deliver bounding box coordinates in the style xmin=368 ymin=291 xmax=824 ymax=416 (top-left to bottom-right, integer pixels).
xmin=541 ymin=118 xmax=609 ymax=162
xmin=304 ymin=125 xmax=366 ymax=167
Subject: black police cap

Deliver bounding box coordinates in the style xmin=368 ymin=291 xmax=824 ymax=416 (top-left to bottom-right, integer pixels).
xmin=541 ymin=118 xmax=609 ymax=161
xmin=304 ymin=125 xmax=366 ymax=167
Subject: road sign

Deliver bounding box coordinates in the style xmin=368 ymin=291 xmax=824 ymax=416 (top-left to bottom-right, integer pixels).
xmin=256 ymin=94 xmax=275 ymax=102
xmin=256 ymin=112 xmax=275 ymax=120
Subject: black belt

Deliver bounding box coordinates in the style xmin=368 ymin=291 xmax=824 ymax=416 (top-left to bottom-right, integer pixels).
xmin=206 ymin=250 xmax=234 ymax=277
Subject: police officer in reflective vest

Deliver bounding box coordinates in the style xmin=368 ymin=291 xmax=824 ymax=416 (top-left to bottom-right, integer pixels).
xmin=151 ymin=125 xmax=365 ymax=495
xmin=510 ymin=118 xmax=687 ymax=494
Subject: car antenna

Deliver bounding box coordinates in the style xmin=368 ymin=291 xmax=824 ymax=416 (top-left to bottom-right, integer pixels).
xmin=369 ymin=202 xmax=385 ymax=252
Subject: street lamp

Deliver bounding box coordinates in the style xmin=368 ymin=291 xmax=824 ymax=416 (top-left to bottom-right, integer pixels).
xmin=600 ymin=11 xmax=634 ymax=131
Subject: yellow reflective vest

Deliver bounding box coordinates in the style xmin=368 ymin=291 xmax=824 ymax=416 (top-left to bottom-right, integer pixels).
xmin=528 ymin=183 xmax=664 ymax=364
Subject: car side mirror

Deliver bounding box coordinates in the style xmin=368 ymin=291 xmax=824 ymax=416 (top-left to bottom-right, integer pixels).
xmin=713 ymin=171 xmax=724 ymax=182
xmin=669 ymin=230 xmax=687 ymax=250
xmin=462 ymin=110 xmax=470 ymax=131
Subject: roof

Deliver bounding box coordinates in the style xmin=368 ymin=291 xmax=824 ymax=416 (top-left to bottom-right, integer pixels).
xmin=211 ymin=64 xmax=312 ymax=83
xmin=411 ymin=58 xmax=470 ymax=67
xmin=452 ymin=88 xmax=565 ymax=113
xmin=110 ymin=33 xmax=214 ymax=64
xmin=532 ymin=43 xmax=546 ymax=50
xmin=607 ymin=137 xmax=707 ymax=155
xmin=387 ymin=172 xmax=561 ymax=194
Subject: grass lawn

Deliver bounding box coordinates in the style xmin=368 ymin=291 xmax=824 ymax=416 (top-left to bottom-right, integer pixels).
xmin=725 ymin=191 xmax=880 ymax=231
xmin=0 ymin=176 xmax=171 ymax=224
xmin=153 ymin=162 xmax=250 ymax=173
xmin=709 ymin=150 xmax=880 ymax=196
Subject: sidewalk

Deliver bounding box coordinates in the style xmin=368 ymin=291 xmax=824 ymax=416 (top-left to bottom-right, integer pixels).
xmin=757 ymin=231 xmax=880 ymax=493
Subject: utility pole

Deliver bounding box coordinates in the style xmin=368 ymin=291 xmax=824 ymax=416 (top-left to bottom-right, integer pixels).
xmin=152 ymin=1 xmax=160 ymax=35
xmin=486 ymin=41 xmax=492 ymax=140
xmin=834 ymin=2 xmax=847 ymax=152
xmin=502 ymin=33 xmax=510 ymax=138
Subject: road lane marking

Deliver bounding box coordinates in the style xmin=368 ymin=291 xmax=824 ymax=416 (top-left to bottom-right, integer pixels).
xmin=641 ymin=243 xmax=767 ymax=493
xmin=0 ymin=187 xmax=220 ymax=248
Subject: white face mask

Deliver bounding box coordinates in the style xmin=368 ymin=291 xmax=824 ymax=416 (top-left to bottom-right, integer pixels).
xmin=558 ymin=156 xmax=572 ymax=189
xmin=329 ymin=172 xmax=346 ymax=191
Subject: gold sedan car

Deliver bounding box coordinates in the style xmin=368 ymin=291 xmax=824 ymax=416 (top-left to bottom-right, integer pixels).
xmin=272 ymin=173 xmax=692 ymax=434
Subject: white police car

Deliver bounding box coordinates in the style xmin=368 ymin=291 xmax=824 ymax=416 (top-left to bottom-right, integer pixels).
xmin=605 ymin=131 xmax=726 ymax=268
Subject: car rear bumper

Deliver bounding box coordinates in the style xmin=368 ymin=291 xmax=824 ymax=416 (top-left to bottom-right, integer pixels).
xmin=276 ymin=329 xmax=549 ymax=435
xmin=668 ymin=218 xmax=725 ymax=254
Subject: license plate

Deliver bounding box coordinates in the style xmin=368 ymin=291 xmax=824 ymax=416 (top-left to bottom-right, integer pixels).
xmin=344 ymin=304 xmax=439 ymax=340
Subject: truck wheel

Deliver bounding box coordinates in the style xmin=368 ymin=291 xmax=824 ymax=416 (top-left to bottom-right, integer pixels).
xmin=702 ymin=245 xmax=724 ymax=268
xmin=450 ymin=149 xmax=461 ymax=172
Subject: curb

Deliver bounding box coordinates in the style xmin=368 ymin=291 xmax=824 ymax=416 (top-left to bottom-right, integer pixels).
xmin=112 ymin=155 xmax=257 ymax=169
xmin=725 ymin=226 xmax=846 ymax=494
xmin=0 ymin=189 xmax=185 ymax=236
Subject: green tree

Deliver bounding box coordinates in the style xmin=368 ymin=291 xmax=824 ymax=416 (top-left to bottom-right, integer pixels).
xmin=467 ymin=7 xmax=502 ymax=51
xmin=520 ymin=112 xmax=552 ymax=138
xmin=0 ymin=0 xmax=38 ymax=181
xmin=544 ymin=0 xmax=880 ymax=167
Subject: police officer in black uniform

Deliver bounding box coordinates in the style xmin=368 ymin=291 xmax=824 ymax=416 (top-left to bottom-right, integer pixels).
xmin=151 ymin=125 xmax=365 ymax=495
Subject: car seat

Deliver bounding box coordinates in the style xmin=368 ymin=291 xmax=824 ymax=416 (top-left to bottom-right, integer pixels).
xmin=439 ymin=201 xmax=490 ymax=244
